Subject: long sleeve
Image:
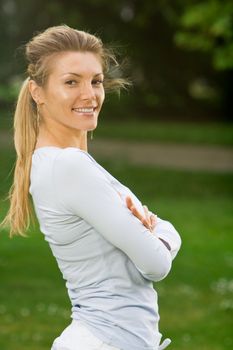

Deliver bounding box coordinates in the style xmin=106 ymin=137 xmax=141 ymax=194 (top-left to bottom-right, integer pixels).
xmin=119 ymin=185 xmax=182 ymax=263
xmin=52 ymin=149 xmax=173 ymax=282
xmin=153 ymin=217 xmax=182 ymax=260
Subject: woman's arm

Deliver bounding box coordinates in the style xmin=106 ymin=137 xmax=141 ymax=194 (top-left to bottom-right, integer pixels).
xmin=123 ymin=194 xmax=181 ymax=260
xmin=53 ymin=149 xmax=173 ymax=282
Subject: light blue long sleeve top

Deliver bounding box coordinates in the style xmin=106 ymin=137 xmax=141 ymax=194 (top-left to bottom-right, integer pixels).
xmin=29 ymin=146 xmax=182 ymax=350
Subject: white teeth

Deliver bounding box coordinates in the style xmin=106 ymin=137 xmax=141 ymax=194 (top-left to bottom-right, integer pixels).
xmin=73 ymin=108 xmax=95 ymax=113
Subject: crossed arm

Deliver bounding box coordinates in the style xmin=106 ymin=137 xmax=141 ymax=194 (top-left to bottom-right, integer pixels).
xmin=121 ymin=195 xmax=171 ymax=251
xmin=54 ymin=150 xmax=181 ymax=281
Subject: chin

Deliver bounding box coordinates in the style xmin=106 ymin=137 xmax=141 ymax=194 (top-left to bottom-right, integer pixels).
xmin=87 ymin=122 xmax=98 ymax=131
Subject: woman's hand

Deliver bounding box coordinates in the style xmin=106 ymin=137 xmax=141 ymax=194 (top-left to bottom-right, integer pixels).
xmin=117 ymin=192 xmax=171 ymax=249
xmin=125 ymin=195 xmax=157 ymax=233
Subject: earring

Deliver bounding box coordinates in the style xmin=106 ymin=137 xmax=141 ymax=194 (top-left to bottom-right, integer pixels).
xmin=90 ymin=130 xmax=94 ymax=140
xmin=36 ymin=104 xmax=41 ymax=130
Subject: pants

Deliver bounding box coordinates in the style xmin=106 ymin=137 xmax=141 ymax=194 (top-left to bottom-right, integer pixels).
xmin=51 ymin=319 xmax=171 ymax=350
xmin=51 ymin=319 xmax=120 ymax=350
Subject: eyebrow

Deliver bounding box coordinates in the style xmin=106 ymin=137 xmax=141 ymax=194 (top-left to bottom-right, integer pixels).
xmin=62 ymin=72 xmax=104 ymax=77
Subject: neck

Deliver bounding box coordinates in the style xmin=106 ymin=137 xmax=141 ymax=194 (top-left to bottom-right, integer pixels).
xmin=36 ymin=120 xmax=88 ymax=152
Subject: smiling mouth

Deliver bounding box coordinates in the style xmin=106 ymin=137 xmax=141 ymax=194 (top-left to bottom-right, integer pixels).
xmin=72 ymin=107 xmax=97 ymax=114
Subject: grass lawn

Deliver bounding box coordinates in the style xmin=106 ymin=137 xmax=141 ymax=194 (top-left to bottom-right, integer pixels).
xmin=95 ymin=120 xmax=233 ymax=147
xmin=0 ymin=147 xmax=232 ymax=350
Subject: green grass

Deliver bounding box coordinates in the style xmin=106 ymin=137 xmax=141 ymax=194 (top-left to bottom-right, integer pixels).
xmin=95 ymin=120 xmax=233 ymax=147
xmin=0 ymin=148 xmax=233 ymax=349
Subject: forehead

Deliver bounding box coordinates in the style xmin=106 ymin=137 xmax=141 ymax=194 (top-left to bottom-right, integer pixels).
xmin=49 ymin=51 xmax=103 ymax=77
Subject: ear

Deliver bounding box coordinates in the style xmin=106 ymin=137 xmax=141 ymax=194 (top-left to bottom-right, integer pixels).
xmin=28 ymin=80 xmax=44 ymax=105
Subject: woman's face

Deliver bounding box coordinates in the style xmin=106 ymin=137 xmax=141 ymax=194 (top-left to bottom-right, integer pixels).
xmin=37 ymin=51 xmax=105 ymax=132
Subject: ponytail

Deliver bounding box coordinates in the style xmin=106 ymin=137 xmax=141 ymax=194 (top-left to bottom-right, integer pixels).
xmin=0 ymin=78 xmax=38 ymax=237
xmin=0 ymin=24 xmax=131 ymax=238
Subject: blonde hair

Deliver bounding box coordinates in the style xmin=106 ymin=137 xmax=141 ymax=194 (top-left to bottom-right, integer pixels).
xmin=0 ymin=24 xmax=131 ymax=238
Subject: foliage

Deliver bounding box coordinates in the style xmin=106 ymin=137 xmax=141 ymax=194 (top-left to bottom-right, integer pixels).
xmin=0 ymin=76 xmax=22 ymax=105
xmin=0 ymin=0 xmax=231 ymax=119
xmin=174 ymin=0 xmax=233 ymax=70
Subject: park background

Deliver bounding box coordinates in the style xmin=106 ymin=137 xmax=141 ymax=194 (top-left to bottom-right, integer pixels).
xmin=0 ymin=0 xmax=232 ymax=349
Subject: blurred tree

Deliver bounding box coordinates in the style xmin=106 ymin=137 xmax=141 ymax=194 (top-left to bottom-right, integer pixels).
xmin=169 ymin=0 xmax=233 ymax=121
xmin=0 ymin=0 xmax=231 ymax=121
xmin=173 ymin=0 xmax=233 ymax=71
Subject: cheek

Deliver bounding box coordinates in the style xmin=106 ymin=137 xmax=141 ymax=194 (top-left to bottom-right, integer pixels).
xmin=56 ymin=87 xmax=72 ymax=102
xmin=97 ymin=88 xmax=105 ymax=105
xmin=46 ymin=86 xmax=72 ymax=107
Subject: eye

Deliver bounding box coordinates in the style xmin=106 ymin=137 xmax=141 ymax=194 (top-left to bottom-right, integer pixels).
xmin=65 ymin=80 xmax=77 ymax=85
xmin=92 ymin=79 xmax=104 ymax=86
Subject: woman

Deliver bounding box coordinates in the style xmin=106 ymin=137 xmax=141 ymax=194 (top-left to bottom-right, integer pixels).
xmin=1 ymin=25 xmax=181 ymax=350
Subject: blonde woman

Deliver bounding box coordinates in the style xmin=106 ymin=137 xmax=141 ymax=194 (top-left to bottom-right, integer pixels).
xmin=1 ymin=25 xmax=181 ymax=350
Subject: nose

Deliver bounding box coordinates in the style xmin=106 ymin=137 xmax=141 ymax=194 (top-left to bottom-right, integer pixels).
xmin=79 ymin=81 xmax=96 ymax=100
